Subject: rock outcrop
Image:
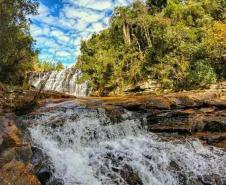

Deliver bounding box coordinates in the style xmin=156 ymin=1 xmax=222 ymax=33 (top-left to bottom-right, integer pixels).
xmin=77 ymin=89 xmax=226 ymax=149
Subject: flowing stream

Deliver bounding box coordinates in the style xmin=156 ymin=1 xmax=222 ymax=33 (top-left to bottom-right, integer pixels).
xmin=27 ymin=101 xmax=226 ymax=185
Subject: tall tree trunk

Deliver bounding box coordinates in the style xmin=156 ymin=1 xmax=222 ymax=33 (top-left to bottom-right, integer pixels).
xmin=131 ymin=27 xmax=142 ymax=53
xmin=123 ymin=22 xmax=131 ymax=45
xmin=144 ymin=26 xmax=152 ymax=47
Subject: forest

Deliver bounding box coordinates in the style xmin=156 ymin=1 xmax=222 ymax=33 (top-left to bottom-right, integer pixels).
xmin=0 ymin=0 xmax=38 ymax=84
xmin=77 ymin=0 xmax=226 ymax=95
xmin=0 ymin=0 xmax=225 ymax=93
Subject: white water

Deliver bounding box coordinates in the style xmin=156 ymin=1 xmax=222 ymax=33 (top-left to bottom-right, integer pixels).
xmin=29 ymin=102 xmax=226 ymax=185
xmin=29 ymin=68 xmax=88 ymax=96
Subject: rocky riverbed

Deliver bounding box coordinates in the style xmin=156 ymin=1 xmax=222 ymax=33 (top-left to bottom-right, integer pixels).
xmin=1 ymin=84 xmax=226 ymax=185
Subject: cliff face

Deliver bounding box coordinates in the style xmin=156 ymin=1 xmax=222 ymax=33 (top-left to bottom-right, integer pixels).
xmin=28 ymin=68 xmax=89 ymax=97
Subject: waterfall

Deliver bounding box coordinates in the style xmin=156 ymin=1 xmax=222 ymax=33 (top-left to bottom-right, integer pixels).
xmin=28 ymin=68 xmax=89 ymax=97
xmin=27 ymin=101 xmax=226 ymax=185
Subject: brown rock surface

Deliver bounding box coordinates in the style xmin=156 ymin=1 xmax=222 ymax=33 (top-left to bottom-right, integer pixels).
xmin=0 ymin=86 xmax=40 ymax=184
xmin=0 ymin=161 xmax=41 ymax=185
xmin=76 ymin=90 xmax=226 ymax=148
xmin=0 ymin=115 xmax=40 ymax=185
xmin=1 ymin=84 xmax=226 ymax=184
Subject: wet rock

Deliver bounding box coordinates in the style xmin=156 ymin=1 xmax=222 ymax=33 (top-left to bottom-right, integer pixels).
xmin=50 ymin=117 xmax=67 ymax=128
xmin=203 ymin=118 xmax=226 ymax=132
xmin=198 ymin=174 xmax=222 ymax=185
xmin=15 ymin=145 xmax=32 ymax=164
xmin=167 ymin=161 xmax=190 ymax=185
xmin=147 ymin=109 xmax=194 ymax=125
xmin=120 ymin=164 xmax=143 ymax=185
xmin=168 ymin=161 xmax=181 ymax=172
xmin=146 ymin=109 xmax=195 ymax=134
xmin=122 ymin=102 xmax=144 ymax=111
xmin=105 ymin=107 xmax=128 ymax=123
xmin=0 ymin=85 xmax=75 ymax=185
xmin=188 ymin=178 xmax=204 ymax=185
xmin=48 ymin=178 xmax=64 ymax=185
xmin=36 ymin=165 xmax=52 ymax=185
xmin=201 ymin=134 xmax=226 ymax=145
xmin=31 ymin=147 xmax=59 ymax=185
xmin=31 ymin=147 xmax=45 ymax=165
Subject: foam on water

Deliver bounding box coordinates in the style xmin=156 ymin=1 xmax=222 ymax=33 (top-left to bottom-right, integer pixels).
xmin=29 ymin=103 xmax=226 ymax=185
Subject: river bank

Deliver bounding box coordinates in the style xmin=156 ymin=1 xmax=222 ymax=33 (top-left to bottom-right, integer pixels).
xmin=0 ymin=84 xmax=75 ymax=185
xmin=0 ymin=84 xmax=226 ymax=185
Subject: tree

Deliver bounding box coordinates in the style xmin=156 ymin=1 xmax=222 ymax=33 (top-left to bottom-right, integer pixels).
xmin=77 ymin=0 xmax=226 ymax=95
xmin=34 ymin=60 xmax=64 ymax=72
xmin=111 ymin=7 xmax=132 ymax=45
xmin=146 ymin=0 xmax=167 ymax=14
xmin=0 ymin=0 xmax=38 ymax=84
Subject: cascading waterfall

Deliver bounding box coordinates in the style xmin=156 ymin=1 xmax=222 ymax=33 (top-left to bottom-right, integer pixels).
xmin=27 ymin=101 xmax=226 ymax=185
xmin=28 ymin=68 xmax=89 ymax=96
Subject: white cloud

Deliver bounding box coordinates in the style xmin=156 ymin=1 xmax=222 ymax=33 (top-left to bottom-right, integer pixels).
xmin=63 ymin=5 xmax=105 ymax=23
xmin=75 ymin=0 xmax=113 ymax=10
xmin=73 ymin=37 xmax=82 ymax=45
xmin=91 ymin=22 xmax=106 ymax=32
xmin=57 ymin=51 xmax=72 ymax=57
xmin=30 ymin=0 xmax=133 ymax=66
xmin=37 ymin=3 xmax=49 ymax=17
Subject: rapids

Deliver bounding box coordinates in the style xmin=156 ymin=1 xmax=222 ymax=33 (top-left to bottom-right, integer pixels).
xmin=27 ymin=101 xmax=226 ymax=185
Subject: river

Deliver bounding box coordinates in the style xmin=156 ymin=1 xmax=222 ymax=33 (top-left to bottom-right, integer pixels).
xmin=24 ymin=100 xmax=226 ymax=185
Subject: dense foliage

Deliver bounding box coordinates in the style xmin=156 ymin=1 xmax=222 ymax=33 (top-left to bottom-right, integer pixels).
xmin=0 ymin=0 xmax=38 ymax=84
xmin=33 ymin=59 xmax=64 ymax=72
xmin=77 ymin=0 xmax=226 ymax=95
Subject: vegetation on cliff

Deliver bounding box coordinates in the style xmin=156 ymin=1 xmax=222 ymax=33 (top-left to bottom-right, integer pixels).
xmin=77 ymin=0 xmax=226 ymax=95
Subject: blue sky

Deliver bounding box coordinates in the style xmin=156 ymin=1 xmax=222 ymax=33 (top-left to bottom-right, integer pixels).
xmin=30 ymin=0 xmax=133 ymax=66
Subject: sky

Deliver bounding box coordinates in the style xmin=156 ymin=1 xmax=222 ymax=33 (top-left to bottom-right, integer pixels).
xmin=30 ymin=0 xmax=133 ymax=66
